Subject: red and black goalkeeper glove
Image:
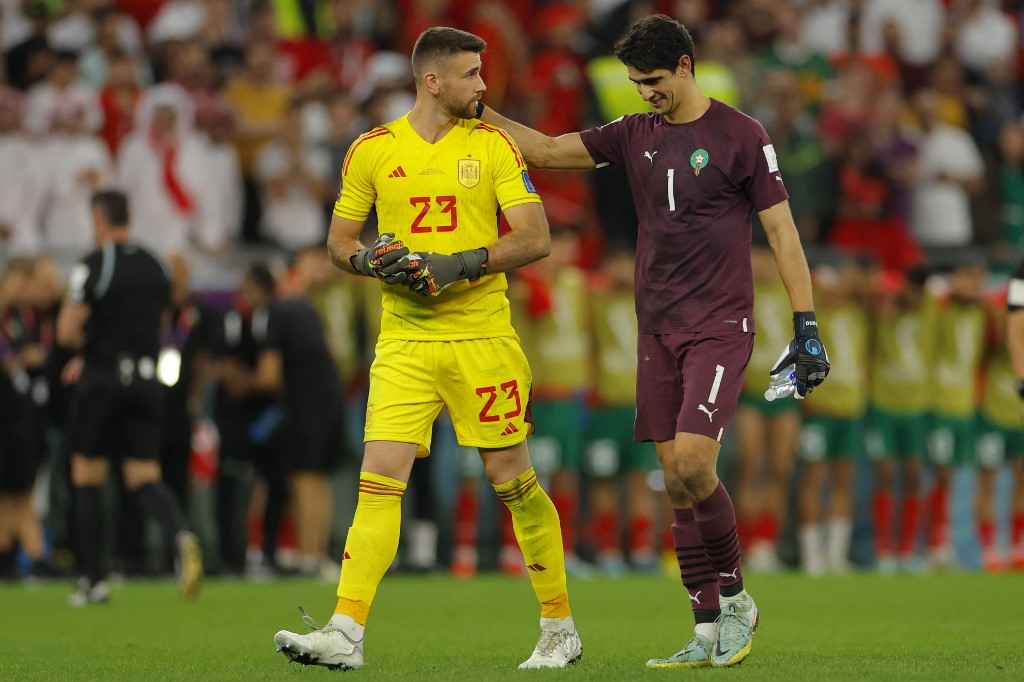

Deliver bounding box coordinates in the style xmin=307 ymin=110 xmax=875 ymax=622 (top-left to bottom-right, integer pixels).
xmin=349 ymin=233 xmax=410 ymax=284
xmin=769 ymin=311 xmax=830 ymax=398
xmin=381 ymin=248 xmax=489 ymax=297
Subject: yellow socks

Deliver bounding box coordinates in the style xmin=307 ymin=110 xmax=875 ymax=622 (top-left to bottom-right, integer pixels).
xmin=334 ymin=472 xmax=406 ymax=624
xmin=494 ymin=468 xmax=571 ymax=619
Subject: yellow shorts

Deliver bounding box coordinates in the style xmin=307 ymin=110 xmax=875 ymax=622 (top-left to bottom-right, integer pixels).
xmin=365 ymin=337 xmax=535 ymax=455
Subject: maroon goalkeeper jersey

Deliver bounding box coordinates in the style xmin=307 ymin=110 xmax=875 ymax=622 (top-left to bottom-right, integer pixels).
xmin=579 ymin=99 xmax=789 ymax=335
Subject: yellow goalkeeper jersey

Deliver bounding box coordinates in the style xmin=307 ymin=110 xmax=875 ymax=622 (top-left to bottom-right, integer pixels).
xmin=335 ymin=114 xmax=542 ymax=341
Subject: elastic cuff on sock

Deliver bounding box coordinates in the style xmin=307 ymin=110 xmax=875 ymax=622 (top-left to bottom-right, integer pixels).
xmin=540 ymin=591 xmax=571 ymax=619
xmin=673 ymin=507 xmax=695 ymax=524
xmin=692 ymin=482 xmax=727 ymax=516
xmin=359 ymin=471 xmax=407 ymax=492
xmin=493 ymin=468 xmax=539 ymax=507
xmin=335 ymin=597 xmax=370 ymax=625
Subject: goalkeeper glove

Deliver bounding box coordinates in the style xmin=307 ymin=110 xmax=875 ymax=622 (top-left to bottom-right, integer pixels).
xmin=382 ymin=248 xmax=488 ymax=297
xmin=769 ymin=311 xmax=830 ymax=399
xmin=349 ymin=233 xmax=409 ymax=283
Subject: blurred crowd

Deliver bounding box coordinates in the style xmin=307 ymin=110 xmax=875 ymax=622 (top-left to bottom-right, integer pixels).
xmin=2 ymin=0 xmax=1024 ymax=261
xmin=4 ymin=0 xmax=1024 ymax=582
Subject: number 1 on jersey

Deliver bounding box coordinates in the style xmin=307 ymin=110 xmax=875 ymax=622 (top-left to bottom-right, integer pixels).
xmin=667 ymin=168 xmax=676 ymax=211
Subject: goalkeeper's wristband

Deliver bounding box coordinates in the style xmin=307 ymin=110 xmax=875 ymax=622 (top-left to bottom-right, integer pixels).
xmin=456 ymin=247 xmax=488 ymax=283
xmin=474 ymin=101 xmax=485 ymax=118
xmin=793 ymin=311 xmax=818 ymax=338
xmin=350 ymin=249 xmax=378 ymax=278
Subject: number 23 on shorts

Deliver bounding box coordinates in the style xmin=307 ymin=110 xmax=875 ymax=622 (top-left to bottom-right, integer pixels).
xmin=476 ymin=380 xmax=522 ymax=422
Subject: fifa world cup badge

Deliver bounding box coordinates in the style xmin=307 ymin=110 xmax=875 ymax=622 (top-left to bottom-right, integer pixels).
xmin=690 ymin=148 xmax=709 ymax=176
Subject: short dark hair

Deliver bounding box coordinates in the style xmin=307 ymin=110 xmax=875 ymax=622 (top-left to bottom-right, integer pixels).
xmin=411 ymin=27 xmax=486 ymax=80
xmin=613 ymin=14 xmax=695 ymax=76
xmin=247 ymin=262 xmax=277 ymax=295
xmin=91 ymin=189 xmax=130 ymax=227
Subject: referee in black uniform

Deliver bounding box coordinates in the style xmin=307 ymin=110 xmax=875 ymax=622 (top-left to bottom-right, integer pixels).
xmin=56 ymin=189 xmax=202 ymax=605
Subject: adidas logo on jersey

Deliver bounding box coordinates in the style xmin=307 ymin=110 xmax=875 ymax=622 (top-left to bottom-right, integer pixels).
xmin=387 ymin=166 xmax=407 ymax=178
xmin=500 ymin=422 xmax=519 ymax=436
xmin=526 ymin=563 xmax=546 ymax=572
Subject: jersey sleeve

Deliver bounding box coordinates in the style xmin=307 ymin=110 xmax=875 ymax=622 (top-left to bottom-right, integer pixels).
xmin=66 ymin=252 xmax=101 ymax=305
xmin=743 ymin=119 xmax=790 ymax=212
xmin=486 ymin=127 xmax=542 ymax=212
xmin=261 ymin=304 xmax=285 ymax=353
xmin=579 ymin=116 xmax=629 ymax=167
xmin=1008 ymin=257 xmax=1024 ymax=312
xmin=333 ymin=131 xmax=382 ymax=221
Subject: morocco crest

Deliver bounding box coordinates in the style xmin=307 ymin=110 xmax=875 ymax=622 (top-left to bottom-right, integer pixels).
xmin=458 ymin=159 xmax=481 ymax=188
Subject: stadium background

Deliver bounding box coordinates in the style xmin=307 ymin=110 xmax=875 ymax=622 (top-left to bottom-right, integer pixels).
xmin=1 ymin=0 xmax=1024 ymax=597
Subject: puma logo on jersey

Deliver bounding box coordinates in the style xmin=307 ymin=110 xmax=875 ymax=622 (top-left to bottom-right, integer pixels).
xmin=698 ymin=404 xmax=718 ymax=422
xmin=689 ymin=591 xmax=701 ymax=604
xmin=719 ymin=568 xmax=739 ymax=579
xmin=644 ymin=150 xmax=657 ymax=163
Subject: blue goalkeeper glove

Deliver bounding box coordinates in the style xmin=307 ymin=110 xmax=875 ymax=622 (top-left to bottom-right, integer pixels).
xmin=349 ymin=233 xmax=409 ymax=284
xmin=769 ymin=311 xmax=830 ymax=399
xmin=382 ymin=248 xmax=489 ymax=297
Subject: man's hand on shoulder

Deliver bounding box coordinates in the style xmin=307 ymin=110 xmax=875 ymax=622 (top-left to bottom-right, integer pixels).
xmin=350 ymin=233 xmax=410 ymax=284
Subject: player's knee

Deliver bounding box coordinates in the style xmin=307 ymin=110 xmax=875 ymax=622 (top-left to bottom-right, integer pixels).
xmin=482 ymin=442 xmax=531 ymax=485
xmin=678 ymin=466 xmax=717 ymax=501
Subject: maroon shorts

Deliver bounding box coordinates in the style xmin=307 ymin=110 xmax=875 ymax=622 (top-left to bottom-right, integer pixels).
xmin=634 ymin=332 xmax=754 ymax=443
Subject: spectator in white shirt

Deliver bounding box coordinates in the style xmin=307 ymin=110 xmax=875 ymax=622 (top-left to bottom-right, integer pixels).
xmin=116 ymin=83 xmax=205 ymax=254
xmin=255 ymin=100 xmax=330 ymax=251
xmin=910 ymin=88 xmax=985 ymax=248
xmin=48 ymin=0 xmax=143 ymax=54
xmin=24 ymin=50 xmax=102 ymax=137
xmin=952 ymin=0 xmax=1017 ymax=76
xmin=0 ymin=88 xmax=46 ymax=256
xmin=800 ymin=0 xmax=852 ymax=60
xmin=147 ymin=0 xmax=205 ymax=46
xmin=193 ymin=98 xmax=243 ymax=253
xmin=860 ymin=0 xmax=945 ymax=67
xmin=79 ymin=8 xmax=152 ymax=89
xmin=40 ymin=101 xmax=115 ymax=252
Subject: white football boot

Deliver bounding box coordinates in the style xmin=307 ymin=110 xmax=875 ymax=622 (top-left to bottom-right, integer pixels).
xmin=274 ymin=609 xmax=364 ymax=671
xmin=518 ymin=616 xmax=583 ymax=669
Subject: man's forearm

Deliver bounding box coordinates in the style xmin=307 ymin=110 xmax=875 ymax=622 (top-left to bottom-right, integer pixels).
xmin=479 ymin=108 xmax=553 ymax=169
xmin=483 ymin=228 xmax=551 ymax=275
xmin=768 ymin=232 xmax=814 ymax=312
xmin=327 ymin=232 xmax=362 ymax=275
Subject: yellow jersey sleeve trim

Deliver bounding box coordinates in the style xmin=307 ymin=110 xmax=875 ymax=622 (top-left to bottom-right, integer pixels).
xmin=333 ymin=205 xmax=371 ymax=221
xmin=499 ymin=194 xmax=543 ymax=212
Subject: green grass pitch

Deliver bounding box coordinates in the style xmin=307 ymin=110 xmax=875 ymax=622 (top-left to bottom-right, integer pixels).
xmin=2 ymin=572 xmax=1022 ymax=680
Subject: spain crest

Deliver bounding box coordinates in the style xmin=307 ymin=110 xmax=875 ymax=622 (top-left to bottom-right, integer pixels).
xmin=458 ymin=159 xmax=481 ymax=188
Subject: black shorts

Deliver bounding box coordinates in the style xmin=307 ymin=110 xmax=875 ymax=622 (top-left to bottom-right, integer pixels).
xmin=0 ymin=415 xmax=40 ymax=494
xmin=0 ymin=380 xmax=41 ymax=493
xmin=70 ymin=367 xmax=164 ymax=461
xmin=279 ymin=406 xmax=344 ymax=474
